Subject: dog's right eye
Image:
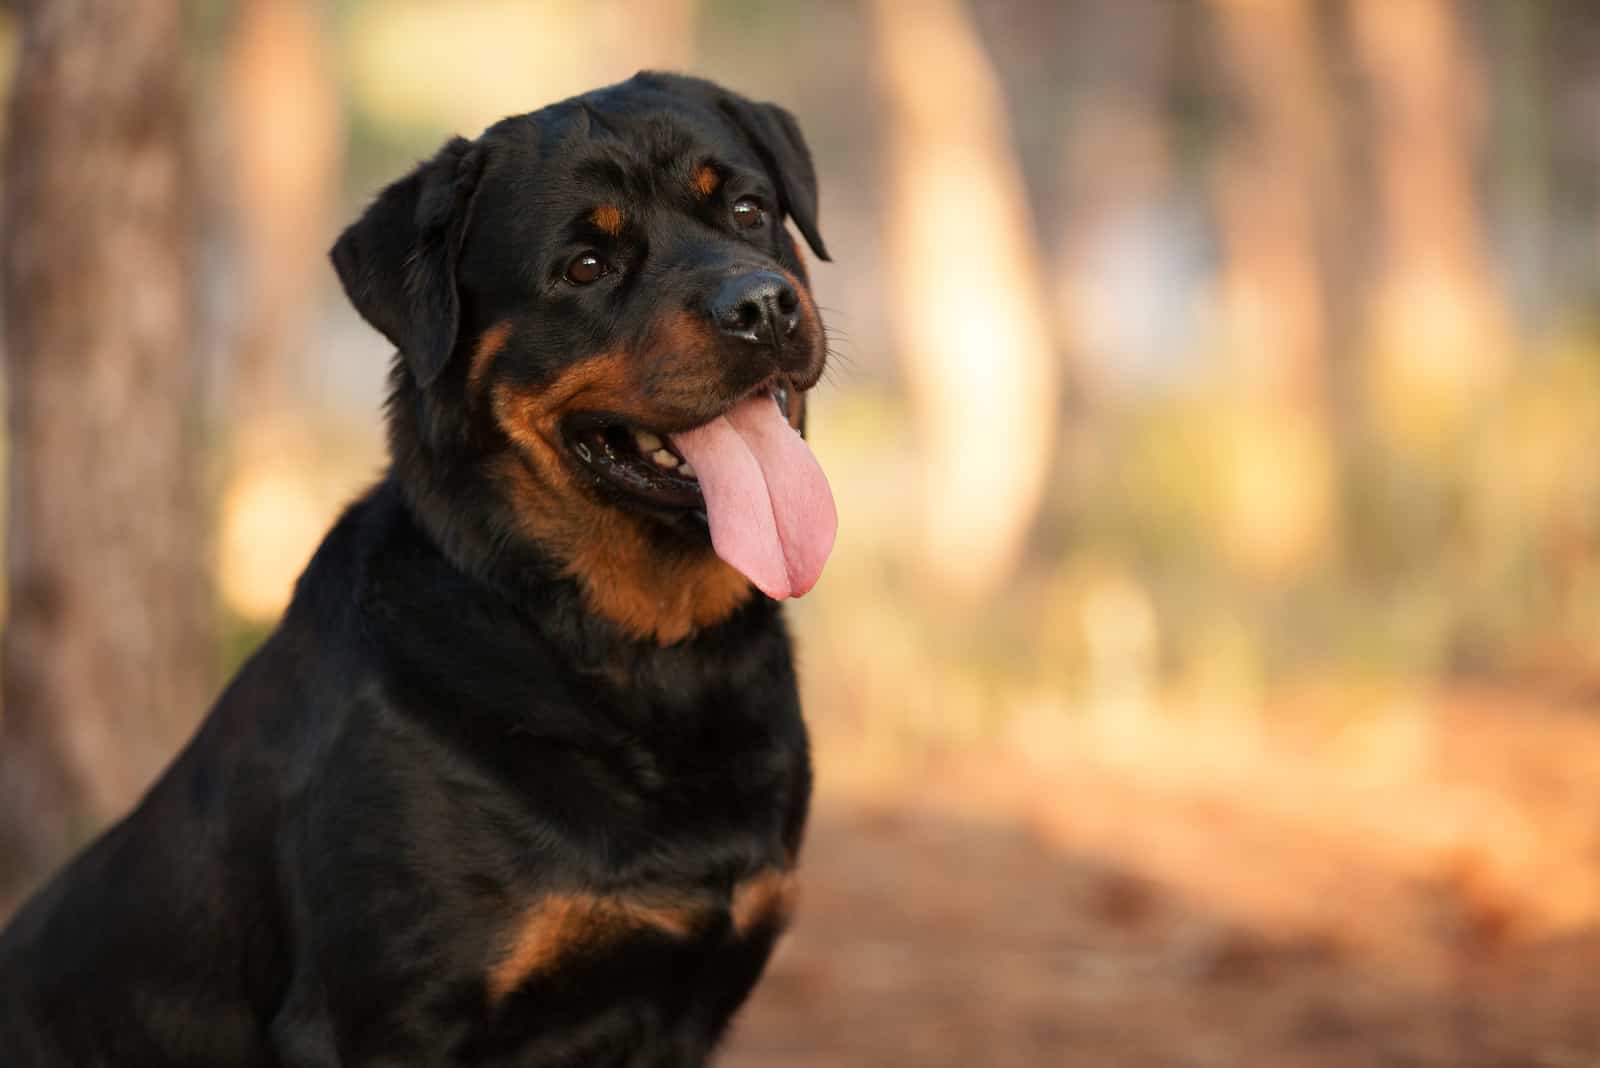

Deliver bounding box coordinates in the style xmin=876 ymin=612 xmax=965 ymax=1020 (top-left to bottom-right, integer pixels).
xmin=564 ymin=252 xmax=610 ymax=286
xmin=731 ymin=196 xmax=767 ymax=230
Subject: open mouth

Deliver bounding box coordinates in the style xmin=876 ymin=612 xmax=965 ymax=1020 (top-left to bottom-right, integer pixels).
xmin=561 ymin=379 xmax=834 ymax=600
xmin=564 ymin=384 xmax=795 ymax=512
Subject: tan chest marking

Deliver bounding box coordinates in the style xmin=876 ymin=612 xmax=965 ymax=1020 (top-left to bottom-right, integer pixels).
xmin=486 ymin=870 xmax=799 ymax=1005
xmin=487 ymin=892 xmax=703 ymax=1005
xmin=731 ymin=867 xmax=799 ymax=937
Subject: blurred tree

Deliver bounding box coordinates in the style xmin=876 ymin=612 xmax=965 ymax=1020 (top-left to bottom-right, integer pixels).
xmin=869 ymin=0 xmax=1060 ymax=597
xmin=1050 ymin=0 xmax=1178 ymax=401
xmin=1205 ymin=0 xmax=1342 ymax=577
xmin=0 ymin=0 xmax=212 ymax=911
xmin=214 ymin=0 xmax=346 ymax=625
xmin=343 ymin=0 xmax=700 ymax=150
xmin=1351 ymin=0 xmax=1512 ymax=455
xmin=222 ymin=0 xmax=342 ymax=425
xmin=1209 ymin=0 xmax=1338 ymax=415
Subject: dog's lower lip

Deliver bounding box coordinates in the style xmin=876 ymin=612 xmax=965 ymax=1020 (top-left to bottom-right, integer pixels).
xmin=563 ymin=417 xmax=705 ymax=511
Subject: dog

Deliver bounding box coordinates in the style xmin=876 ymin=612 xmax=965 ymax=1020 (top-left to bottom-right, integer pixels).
xmin=0 ymin=71 xmax=836 ymax=1067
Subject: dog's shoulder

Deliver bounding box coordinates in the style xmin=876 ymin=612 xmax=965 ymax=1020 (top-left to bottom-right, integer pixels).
xmin=259 ymin=477 xmax=803 ymax=832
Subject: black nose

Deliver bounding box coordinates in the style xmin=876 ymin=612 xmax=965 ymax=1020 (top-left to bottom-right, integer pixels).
xmin=708 ymin=271 xmax=800 ymax=345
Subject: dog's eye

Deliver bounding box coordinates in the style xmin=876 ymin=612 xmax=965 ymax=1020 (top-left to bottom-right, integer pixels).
xmin=731 ymin=197 xmax=767 ymax=230
xmin=564 ymin=253 xmax=610 ymax=285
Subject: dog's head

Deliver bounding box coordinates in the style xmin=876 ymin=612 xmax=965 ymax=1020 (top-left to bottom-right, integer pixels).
xmin=332 ymin=73 xmax=836 ymax=644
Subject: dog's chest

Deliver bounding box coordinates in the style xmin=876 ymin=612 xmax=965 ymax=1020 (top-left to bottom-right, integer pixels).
xmin=486 ymin=861 xmax=797 ymax=999
xmin=459 ymin=672 xmax=808 ymax=1062
xmin=470 ymin=838 xmax=801 ymax=1065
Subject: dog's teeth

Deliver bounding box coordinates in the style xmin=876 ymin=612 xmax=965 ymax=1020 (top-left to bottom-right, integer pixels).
xmin=651 ymin=449 xmax=679 ymax=468
xmin=634 ymin=430 xmax=663 ymax=453
xmin=678 ymin=461 xmax=696 ymax=478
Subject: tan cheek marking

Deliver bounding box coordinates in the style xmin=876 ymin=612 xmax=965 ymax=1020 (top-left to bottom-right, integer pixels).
xmin=564 ymin=521 xmax=752 ymax=645
xmin=692 ymin=164 xmax=720 ymax=198
xmin=489 ymin=360 xmax=753 ymax=645
xmin=469 ymin=321 xmax=513 ymax=396
xmin=591 ymin=203 xmax=624 ymax=236
xmin=731 ymin=868 xmax=799 ymax=937
xmin=489 ymin=352 xmax=640 ymax=454
xmin=487 ymin=893 xmax=704 ymax=1006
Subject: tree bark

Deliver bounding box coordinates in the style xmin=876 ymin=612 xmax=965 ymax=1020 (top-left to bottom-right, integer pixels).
xmin=0 ymin=0 xmax=212 ymax=913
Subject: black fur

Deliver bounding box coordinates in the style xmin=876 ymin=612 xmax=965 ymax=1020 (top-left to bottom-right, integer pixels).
xmin=330 ymin=136 xmax=487 ymax=389
xmin=0 ymin=72 xmax=827 ymax=1067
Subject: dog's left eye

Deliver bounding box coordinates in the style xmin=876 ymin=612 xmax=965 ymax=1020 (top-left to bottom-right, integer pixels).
xmin=731 ymin=197 xmax=767 ymax=230
xmin=564 ymin=252 xmax=610 ymax=285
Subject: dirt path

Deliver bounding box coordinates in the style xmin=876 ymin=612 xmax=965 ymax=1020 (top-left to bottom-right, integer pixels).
xmin=722 ymin=693 xmax=1600 ymax=1066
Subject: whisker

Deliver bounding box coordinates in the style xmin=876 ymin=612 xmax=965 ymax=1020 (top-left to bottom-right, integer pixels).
xmin=823 ymin=345 xmax=858 ymax=370
xmin=820 ymin=352 xmax=857 ymax=381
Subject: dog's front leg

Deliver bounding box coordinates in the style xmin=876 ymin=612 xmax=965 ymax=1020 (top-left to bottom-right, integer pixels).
xmin=270 ymin=967 xmax=342 ymax=1068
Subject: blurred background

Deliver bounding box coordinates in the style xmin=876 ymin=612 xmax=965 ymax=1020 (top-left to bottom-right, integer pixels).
xmin=3 ymin=0 xmax=1600 ymax=1063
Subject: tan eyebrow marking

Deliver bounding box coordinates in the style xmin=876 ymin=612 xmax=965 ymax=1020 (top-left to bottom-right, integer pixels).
xmin=590 ymin=203 xmax=624 ymax=236
xmin=692 ymin=164 xmax=720 ymax=198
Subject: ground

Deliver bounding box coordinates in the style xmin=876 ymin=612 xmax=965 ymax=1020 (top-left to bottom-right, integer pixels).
xmin=721 ymin=688 xmax=1600 ymax=1067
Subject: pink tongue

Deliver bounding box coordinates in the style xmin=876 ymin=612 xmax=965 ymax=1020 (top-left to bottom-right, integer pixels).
xmin=670 ymin=394 xmax=837 ymax=600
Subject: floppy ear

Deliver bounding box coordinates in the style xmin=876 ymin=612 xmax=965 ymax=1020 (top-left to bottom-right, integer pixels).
xmin=330 ymin=136 xmax=486 ymax=389
xmin=717 ymin=96 xmax=830 ymax=262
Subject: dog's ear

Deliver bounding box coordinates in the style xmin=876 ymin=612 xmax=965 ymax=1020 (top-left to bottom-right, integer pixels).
xmin=716 ymin=96 xmax=830 ymax=263
xmin=330 ymin=136 xmax=487 ymax=389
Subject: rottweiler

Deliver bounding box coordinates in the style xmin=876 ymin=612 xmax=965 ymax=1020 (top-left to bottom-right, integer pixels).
xmin=0 ymin=71 xmax=836 ymax=1067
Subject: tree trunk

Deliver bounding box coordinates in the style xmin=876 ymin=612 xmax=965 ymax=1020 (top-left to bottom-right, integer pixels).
xmin=222 ymin=0 xmax=343 ymax=427
xmin=1206 ymin=0 xmax=1342 ymax=577
xmin=869 ymin=0 xmax=1060 ymax=597
xmin=1351 ymin=0 xmax=1511 ymax=455
xmin=0 ymin=0 xmax=212 ymax=914
xmin=1051 ymin=0 xmax=1177 ymax=404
